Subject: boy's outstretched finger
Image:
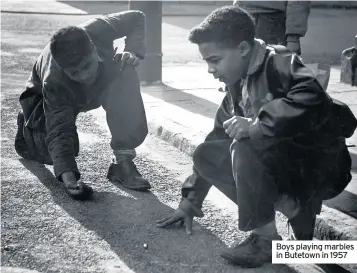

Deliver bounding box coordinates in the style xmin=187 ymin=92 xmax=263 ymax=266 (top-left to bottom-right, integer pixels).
xmin=185 ymin=217 xmax=193 ymax=235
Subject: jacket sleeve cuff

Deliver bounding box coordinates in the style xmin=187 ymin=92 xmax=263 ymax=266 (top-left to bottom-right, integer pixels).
xmin=248 ymin=118 xmax=264 ymax=140
xmin=179 ymin=198 xmax=204 ymax=218
xmin=53 ymin=156 xmax=80 ymax=182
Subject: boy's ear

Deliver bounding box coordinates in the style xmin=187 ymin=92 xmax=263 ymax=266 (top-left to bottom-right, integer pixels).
xmin=238 ymin=41 xmax=252 ymax=57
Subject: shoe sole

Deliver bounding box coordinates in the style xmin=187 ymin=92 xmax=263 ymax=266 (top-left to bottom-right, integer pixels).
xmin=107 ymin=174 xmax=151 ymax=191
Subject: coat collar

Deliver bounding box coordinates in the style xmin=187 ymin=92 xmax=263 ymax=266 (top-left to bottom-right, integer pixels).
xmin=246 ymin=38 xmax=267 ymax=77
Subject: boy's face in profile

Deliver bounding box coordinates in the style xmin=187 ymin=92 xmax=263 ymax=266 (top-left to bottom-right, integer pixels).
xmin=198 ymin=41 xmax=251 ymax=86
xmin=62 ymin=48 xmax=100 ymax=85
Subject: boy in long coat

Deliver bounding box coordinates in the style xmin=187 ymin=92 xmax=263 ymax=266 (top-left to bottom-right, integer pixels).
xmin=15 ymin=11 xmax=151 ymax=200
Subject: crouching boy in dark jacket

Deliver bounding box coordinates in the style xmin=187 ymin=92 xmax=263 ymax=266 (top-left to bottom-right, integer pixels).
xmin=156 ymin=6 xmax=356 ymax=268
xmin=15 ymin=11 xmax=151 ymax=200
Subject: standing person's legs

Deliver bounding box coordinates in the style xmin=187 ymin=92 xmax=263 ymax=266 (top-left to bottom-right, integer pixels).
xmin=253 ymin=12 xmax=286 ymax=45
xmin=102 ymin=65 xmax=150 ymax=191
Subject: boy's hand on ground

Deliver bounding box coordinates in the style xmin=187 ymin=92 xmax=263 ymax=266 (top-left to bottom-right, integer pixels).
xmin=113 ymin=48 xmax=140 ymax=70
xmin=223 ymin=116 xmax=252 ymax=140
xmin=156 ymin=208 xmax=194 ymax=235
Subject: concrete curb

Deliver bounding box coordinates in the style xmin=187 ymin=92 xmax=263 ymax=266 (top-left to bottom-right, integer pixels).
xmin=147 ymin=119 xmax=357 ymax=273
xmin=147 ymin=121 xmax=199 ymax=157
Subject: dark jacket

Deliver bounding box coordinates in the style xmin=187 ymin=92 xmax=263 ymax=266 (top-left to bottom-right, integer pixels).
xmin=231 ymin=39 xmax=332 ymax=141
xmin=179 ymin=39 xmax=356 ymax=217
xmin=19 ymin=11 xmax=146 ymax=181
xmin=234 ymin=1 xmax=311 ymax=37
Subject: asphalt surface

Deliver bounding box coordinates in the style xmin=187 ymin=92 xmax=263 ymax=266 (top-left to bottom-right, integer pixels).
xmin=2 ymin=87 xmax=325 ymax=273
xmin=0 ymin=12 xmax=352 ymax=273
xmin=2 ymin=83 xmax=345 ymax=273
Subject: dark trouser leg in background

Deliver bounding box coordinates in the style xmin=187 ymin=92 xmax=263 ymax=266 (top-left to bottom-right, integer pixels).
xmin=253 ymin=12 xmax=286 ymax=45
xmin=253 ymin=12 xmax=302 ymax=55
xmin=103 ymin=65 xmax=151 ymax=191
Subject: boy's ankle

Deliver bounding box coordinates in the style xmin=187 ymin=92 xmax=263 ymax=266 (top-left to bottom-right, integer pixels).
xmin=275 ymin=194 xmax=300 ymax=219
xmin=252 ymin=230 xmax=280 ymax=240
xmin=252 ymin=221 xmax=279 ymax=240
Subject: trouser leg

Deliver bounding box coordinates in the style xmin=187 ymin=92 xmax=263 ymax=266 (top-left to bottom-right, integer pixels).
xmin=253 ymin=12 xmax=286 ymax=45
xmin=101 ymin=65 xmax=148 ymax=161
xmin=230 ymin=139 xmax=281 ymax=231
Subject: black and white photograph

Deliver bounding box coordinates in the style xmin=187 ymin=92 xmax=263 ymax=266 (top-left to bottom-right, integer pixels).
xmin=1 ymin=0 xmax=357 ymax=272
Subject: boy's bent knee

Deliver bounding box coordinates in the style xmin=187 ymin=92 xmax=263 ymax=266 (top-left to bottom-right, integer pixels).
xmin=192 ymin=143 xmax=209 ymax=170
xmin=193 ymin=140 xmax=231 ymax=173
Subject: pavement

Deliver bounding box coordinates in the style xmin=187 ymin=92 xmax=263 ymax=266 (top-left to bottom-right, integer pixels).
xmin=1 ymin=1 xmax=357 ymax=272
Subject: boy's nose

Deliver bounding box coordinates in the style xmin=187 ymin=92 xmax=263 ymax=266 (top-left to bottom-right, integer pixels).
xmin=208 ymin=65 xmax=216 ymax=74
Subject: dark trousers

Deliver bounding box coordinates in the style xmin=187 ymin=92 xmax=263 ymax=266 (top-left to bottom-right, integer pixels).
xmin=253 ymin=12 xmax=286 ymax=45
xmin=253 ymin=12 xmax=303 ymax=56
xmin=182 ymin=93 xmax=352 ymax=231
xmin=102 ymin=65 xmax=148 ymax=151
xmin=15 ymin=65 xmax=148 ymax=165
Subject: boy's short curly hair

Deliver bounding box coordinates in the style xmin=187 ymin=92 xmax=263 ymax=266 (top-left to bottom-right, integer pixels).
xmin=188 ymin=5 xmax=255 ymax=48
xmin=50 ymin=26 xmax=94 ymax=68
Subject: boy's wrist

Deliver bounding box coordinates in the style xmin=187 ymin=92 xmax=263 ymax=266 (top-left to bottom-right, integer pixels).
xmin=179 ymin=198 xmax=204 ymax=218
xmin=286 ymin=34 xmax=300 ymax=43
xmin=248 ymin=118 xmax=264 ymax=140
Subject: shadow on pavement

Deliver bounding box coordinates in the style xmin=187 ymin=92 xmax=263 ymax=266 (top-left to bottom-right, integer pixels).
xmin=141 ymin=83 xmax=219 ymax=119
xmin=323 ymin=151 xmax=357 ymax=219
xmin=316 ymin=264 xmax=351 ymax=273
xmin=323 ymin=187 xmax=357 ymax=218
xmin=18 ymin=158 xmax=298 ymax=273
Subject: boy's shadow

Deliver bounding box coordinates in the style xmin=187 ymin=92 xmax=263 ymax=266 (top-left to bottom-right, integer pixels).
xmin=20 ymin=158 xmax=300 ymax=273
